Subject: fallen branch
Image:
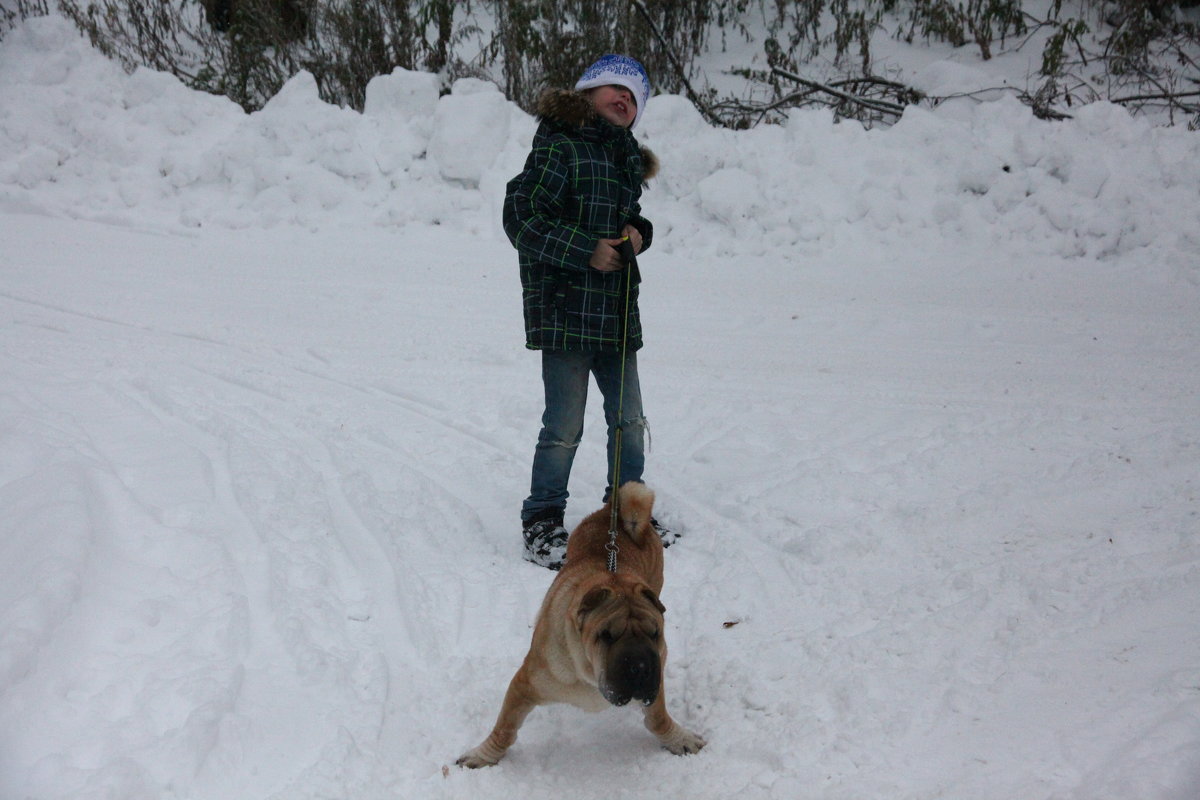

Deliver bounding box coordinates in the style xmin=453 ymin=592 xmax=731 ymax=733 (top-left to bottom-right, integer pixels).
xmin=771 ymin=67 xmax=908 ymax=116
xmin=1109 ymin=90 xmax=1200 ymax=105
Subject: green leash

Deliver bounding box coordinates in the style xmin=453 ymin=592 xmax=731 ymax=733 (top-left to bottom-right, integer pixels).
xmin=606 ymin=236 xmax=639 ymax=573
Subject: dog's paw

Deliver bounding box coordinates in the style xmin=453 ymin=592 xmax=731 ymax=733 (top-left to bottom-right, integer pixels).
xmin=661 ymin=726 xmax=707 ymax=756
xmin=455 ymin=747 xmax=500 ymax=769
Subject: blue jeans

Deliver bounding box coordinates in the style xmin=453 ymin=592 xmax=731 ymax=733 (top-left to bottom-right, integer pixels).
xmin=522 ymin=350 xmax=646 ymax=521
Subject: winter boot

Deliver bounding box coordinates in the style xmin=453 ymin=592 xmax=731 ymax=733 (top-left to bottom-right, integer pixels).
xmin=651 ymin=517 xmax=680 ymax=548
xmin=522 ymin=509 xmax=568 ymax=570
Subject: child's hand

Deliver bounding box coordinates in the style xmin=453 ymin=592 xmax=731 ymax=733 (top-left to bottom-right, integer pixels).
xmin=589 ymin=238 xmax=627 ymax=272
xmin=620 ymin=225 xmax=643 ymax=254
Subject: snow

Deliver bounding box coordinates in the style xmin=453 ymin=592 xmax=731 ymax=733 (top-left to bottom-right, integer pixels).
xmin=2 ymin=13 xmax=1200 ymax=800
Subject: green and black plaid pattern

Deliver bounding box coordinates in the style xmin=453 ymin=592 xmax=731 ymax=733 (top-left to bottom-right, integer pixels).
xmin=504 ymin=116 xmax=653 ymax=351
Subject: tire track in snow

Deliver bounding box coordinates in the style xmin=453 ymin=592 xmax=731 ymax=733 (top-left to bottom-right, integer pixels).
xmin=131 ymin=352 xmax=550 ymax=779
xmin=181 ymin=359 xmax=521 ymax=646
xmin=0 ymin=366 xmax=250 ymax=797
xmin=125 ymin=373 xmax=402 ymax=794
xmin=180 ymin=350 xmax=552 ymax=645
xmin=4 ymin=288 xmax=543 ymax=783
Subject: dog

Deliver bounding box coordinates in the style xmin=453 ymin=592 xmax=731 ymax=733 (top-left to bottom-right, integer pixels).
xmin=457 ymin=482 xmax=706 ymax=768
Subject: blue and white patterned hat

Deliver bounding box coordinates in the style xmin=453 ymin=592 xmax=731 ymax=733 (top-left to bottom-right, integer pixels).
xmin=574 ymin=54 xmax=651 ymax=128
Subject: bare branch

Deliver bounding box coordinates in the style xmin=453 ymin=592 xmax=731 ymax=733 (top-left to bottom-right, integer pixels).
xmin=771 ymin=66 xmax=907 ymax=116
xmin=628 ymin=0 xmax=723 ymax=126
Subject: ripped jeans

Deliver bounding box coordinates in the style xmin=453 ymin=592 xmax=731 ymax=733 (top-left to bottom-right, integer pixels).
xmin=522 ymin=349 xmax=646 ymax=522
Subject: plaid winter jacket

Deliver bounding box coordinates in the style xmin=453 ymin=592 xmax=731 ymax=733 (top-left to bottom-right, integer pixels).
xmin=504 ymin=89 xmax=659 ymax=351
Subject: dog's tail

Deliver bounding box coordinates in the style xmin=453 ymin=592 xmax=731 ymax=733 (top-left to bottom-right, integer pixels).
xmin=617 ymin=482 xmax=656 ymax=546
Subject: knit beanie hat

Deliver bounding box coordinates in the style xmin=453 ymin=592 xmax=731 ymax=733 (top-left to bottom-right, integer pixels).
xmin=574 ymin=54 xmax=651 ymax=129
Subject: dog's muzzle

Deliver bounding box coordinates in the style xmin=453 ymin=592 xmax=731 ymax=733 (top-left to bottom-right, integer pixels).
xmin=599 ymin=638 xmax=661 ymax=707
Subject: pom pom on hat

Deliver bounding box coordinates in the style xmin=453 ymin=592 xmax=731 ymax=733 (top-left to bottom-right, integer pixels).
xmin=574 ymin=54 xmax=651 ymax=128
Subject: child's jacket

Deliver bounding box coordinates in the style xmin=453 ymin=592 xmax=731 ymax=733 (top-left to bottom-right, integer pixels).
xmin=504 ymin=89 xmax=659 ymax=351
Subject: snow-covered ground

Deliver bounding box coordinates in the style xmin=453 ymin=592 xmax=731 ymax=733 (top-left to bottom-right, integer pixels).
xmin=3 ymin=14 xmax=1200 ymax=800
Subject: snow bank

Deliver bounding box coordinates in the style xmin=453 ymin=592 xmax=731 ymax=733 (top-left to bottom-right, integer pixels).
xmin=3 ymin=15 xmax=1198 ymax=268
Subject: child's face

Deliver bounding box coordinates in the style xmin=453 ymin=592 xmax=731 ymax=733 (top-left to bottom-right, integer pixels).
xmin=587 ymin=85 xmax=637 ymax=128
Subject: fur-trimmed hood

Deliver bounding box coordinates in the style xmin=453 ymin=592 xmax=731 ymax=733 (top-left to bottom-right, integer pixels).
xmin=536 ymin=88 xmax=659 ymax=182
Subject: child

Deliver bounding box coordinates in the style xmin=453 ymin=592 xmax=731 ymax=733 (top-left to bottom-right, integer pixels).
xmin=503 ymin=54 xmax=662 ymax=569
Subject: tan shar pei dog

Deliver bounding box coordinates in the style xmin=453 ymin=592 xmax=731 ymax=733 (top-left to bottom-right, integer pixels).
xmin=457 ymin=482 xmax=706 ymax=767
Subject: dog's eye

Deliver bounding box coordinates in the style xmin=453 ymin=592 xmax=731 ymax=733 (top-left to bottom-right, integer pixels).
xmin=598 ymin=630 xmax=616 ymax=644
xmin=649 ymin=628 xmax=660 ymax=640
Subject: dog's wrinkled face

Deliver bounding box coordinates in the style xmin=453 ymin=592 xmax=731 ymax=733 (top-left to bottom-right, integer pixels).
xmin=575 ymin=583 xmax=666 ymax=707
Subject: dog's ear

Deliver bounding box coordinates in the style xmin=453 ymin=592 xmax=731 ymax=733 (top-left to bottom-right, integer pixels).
xmin=641 ymin=587 xmax=666 ymax=615
xmin=576 ymin=586 xmax=613 ymax=626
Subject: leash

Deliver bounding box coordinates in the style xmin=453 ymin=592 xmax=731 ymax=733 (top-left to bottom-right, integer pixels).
xmin=606 ymin=235 xmax=639 ymax=573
